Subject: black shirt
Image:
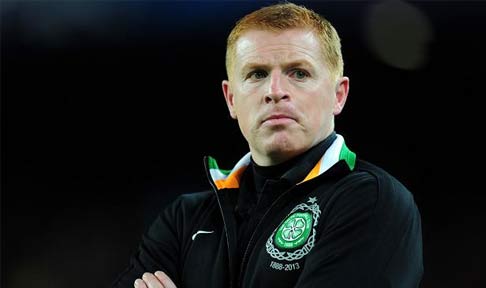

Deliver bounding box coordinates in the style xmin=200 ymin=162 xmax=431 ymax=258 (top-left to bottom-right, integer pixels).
xmin=234 ymin=132 xmax=337 ymax=273
xmin=112 ymin=129 xmax=423 ymax=288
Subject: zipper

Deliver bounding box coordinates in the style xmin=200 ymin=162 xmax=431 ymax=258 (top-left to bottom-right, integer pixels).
xmin=237 ymin=185 xmax=295 ymax=287
xmin=204 ymin=156 xmax=234 ymax=288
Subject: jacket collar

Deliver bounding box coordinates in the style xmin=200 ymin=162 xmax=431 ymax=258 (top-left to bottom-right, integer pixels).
xmin=206 ymin=134 xmax=355 ymax=190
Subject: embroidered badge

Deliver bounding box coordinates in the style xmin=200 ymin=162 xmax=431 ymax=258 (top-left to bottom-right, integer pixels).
xmin=266 ymin=197 xmax=321 ymax=261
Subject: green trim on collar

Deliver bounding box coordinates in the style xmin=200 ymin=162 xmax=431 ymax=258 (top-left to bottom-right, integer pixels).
xmin=208 ymin=156 xmax=231 ymax=176
xmin=339 ymin=141 xmax=356 ymax=171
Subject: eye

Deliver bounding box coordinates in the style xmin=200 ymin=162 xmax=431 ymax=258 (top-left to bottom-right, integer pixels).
xmin=289 ymin=69 xmax=309 ymax=80
xmin=247 ymin=70 xmax=268 ymax=80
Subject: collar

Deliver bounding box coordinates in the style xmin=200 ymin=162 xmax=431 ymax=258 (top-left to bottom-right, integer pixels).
xmin=206 ymin=133 xmax=356 ymax=190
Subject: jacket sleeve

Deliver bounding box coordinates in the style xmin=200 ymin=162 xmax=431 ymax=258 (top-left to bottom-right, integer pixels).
xmin=112 ymin=196 xmax=184 ymax=288
xmin=294 ymin=173 xmax=424 ymax=288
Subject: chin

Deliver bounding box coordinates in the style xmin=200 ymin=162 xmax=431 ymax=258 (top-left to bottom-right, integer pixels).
xmin=264 ymin=138 xmax=303 ymax=157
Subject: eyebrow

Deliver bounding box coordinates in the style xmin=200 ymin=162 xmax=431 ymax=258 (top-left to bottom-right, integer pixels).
xmin=240 ymin=59 xmax=314 ymax=73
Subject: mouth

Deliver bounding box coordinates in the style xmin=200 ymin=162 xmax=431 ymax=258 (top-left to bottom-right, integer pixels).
xmin=262 ymin=114 xmax=296 ymax=126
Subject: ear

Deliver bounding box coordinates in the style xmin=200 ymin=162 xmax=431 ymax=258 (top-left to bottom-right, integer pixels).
xmin=222 ymin=80 xmax=237 ymax=119
xmin=333 ymin=76 xmax=350 ymax=115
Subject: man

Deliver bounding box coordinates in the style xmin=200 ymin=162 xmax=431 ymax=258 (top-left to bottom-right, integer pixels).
xmin=113 ymin=2 xmax=423 ymax=287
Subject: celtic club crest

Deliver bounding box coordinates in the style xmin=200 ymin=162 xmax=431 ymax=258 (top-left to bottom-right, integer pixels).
xmin=266 ymin=197 xmax=321 ymax=261
xmin=275 ymin=212 xmax=312 ymax=249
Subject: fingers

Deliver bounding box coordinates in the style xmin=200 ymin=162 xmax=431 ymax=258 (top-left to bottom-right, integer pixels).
xmin=134 ymin=273 xmax=161 ymax=288
xmin=134 ymin=278 xmax=148 ymax=288
xmin=133 ymin=271 xmax=177 ymax=288
xmin=154 ymin=271 xmax=177 ymax=288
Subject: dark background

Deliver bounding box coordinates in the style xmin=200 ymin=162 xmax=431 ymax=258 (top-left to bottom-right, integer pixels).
xmin=2 ymin=1 xmax=484 ymax=287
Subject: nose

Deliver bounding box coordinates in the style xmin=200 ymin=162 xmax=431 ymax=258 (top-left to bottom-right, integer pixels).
xmin=264 ymin=70 xmax=290 ymax=103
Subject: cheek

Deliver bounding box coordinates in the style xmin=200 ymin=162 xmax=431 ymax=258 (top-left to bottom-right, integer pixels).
xmin=234 ymin=90 xmax=259 ymax=117
xmin=233 ymin=100 xmax=254 ymax=129
xmin=302 ymin=94 xmax=324 ymax=113
xmin=301 ymin=94 xmax=333 ymax=123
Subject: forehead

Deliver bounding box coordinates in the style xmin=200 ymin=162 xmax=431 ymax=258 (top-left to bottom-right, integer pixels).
xmin=234 ymin=28 xmax=323 ymax=66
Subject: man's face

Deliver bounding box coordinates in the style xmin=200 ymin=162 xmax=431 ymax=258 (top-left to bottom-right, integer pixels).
xmin=222 ymin=28 xmax=348 ymax=166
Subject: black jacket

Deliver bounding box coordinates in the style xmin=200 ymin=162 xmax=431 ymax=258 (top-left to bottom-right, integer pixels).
xmin=112 ymin=134 xmax=423 ymax=287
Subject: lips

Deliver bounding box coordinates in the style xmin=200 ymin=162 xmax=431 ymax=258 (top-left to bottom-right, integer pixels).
xmin=261 ymin=112 xmax=297 ymax=125
xmin=264 ymin=114 xmax=294 ymax=121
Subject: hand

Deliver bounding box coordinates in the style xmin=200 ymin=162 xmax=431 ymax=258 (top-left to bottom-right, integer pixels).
xmin=134 ymin=271 xmax=177 ymax=288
